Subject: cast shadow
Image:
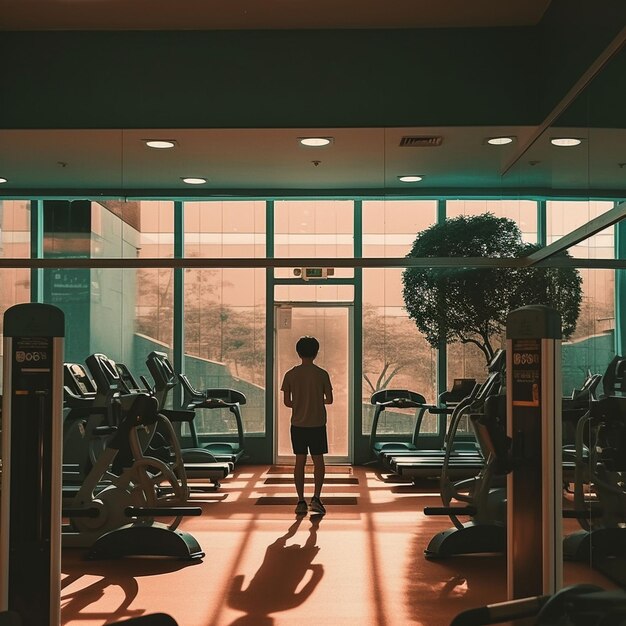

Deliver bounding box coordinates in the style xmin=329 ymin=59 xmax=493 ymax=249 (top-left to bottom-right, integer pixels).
xmin=61 ymin=555 xmax=200 ymax=624
xmin=227 ymin=515 xmax=324 ymax=625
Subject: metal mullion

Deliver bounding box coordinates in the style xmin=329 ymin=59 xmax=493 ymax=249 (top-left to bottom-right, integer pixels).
xmin=30 ymin=200 xmax=44 ymax=303
xmin=266 ymin=200 xmax=275 ymax=459
xmin=3 ymin=256 xmax=626 ymax=270
xmin=173 ymin=201 xmax=184 ymax=386
xmin=615 ymin=204 xmax=626 ymax=355
xmin=273 ymin=278 xmax=355 ymax=286
xmin=437 ymin=199 xmax=447 ymax=436
xmin=537 ymin=199 xmax=547 ymax=247
xmin=353 ymin=200 xmax=363 ymax=462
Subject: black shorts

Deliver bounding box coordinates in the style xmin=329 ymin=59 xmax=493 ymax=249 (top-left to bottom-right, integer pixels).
xmin=290 ymin=425 xmax=328 ymax=455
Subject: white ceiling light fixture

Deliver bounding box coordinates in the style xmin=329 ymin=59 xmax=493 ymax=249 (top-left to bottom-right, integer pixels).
xmin=0 ymin=177 xmax=7 ymax=184
xmin=299 ymin=137 xmax=333 ymax=147
xmin=487 ymin=136 xmax=514 ymax=145
xmin=181 ymin=177 xmax=207 ymax=185
xmin=550 ymin=137 xmax=582 ymax=147
xmin=398 ymin=175 xmax=423 ymax=183
xmin=145 ymin=139 xmax=177 ymax=149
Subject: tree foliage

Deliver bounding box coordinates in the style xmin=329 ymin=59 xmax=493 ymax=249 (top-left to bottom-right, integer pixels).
xmin=402 ymin=213 xmax=583 ymax=364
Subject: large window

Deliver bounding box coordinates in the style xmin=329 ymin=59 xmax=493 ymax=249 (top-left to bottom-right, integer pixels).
xmin=446 ymin=199 xmax=538 ymax=389
xmin=361 ymin=200 xmax=438 ymax=435
xmin=184 ymin=201 xmax=266 ymax=435
xmin=274 ymin=200 xmax=353 ymax=278
xmin=40 ymin=200 xmax=175 ymax=383
xmin=0 ymin=200 xmax=31 ymax=390
xmin=1 ymin=195 xmax=619 ymax=448
xmin=548 ymin=201 xmax=616 ymax=392
xmin=447 ymin=198 xmax=537 ymax=243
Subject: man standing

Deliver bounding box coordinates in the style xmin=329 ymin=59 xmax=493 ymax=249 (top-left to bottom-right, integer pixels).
xmin=281 ymin=336 xmax=333 ymax=516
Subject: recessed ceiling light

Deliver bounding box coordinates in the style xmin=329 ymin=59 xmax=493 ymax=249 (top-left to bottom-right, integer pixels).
xmin=487 ymin=136 xmax=514 ymax=145
xmin=550 ymin=137 xmax=582 ymax=147
xmin=145 ymin=140 xmax=176 ymax=149
xmin=182 ymin=177 xmax=207 ymax=185
xmin=299 ymin=137 xmax=332 ymax=147
xmin=0 ymin=177 xmax=7 ymax=184
xmin=398 ymin=175 xmax=423 ymax=183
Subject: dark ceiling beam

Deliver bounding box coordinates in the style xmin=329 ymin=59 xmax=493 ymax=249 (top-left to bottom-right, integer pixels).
xmin=1 ymin=255 xmax=625 ymax=270
xmin=500 ymin=24 xmax=626 ymax=176
xmin=525 ymin=199 xmax=626 ymax=265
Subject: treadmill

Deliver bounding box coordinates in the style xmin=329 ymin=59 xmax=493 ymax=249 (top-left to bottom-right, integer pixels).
xmin=386 ymin=350 xmax=507 ymax=480
xmin=370 ymin=378 xmax=479 ymax=469
xmin=145 ymin=351 xmax=245 ymax=465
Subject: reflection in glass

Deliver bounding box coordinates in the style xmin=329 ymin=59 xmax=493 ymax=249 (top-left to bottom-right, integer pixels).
xmin=40 ymin=200 xmax=175 ymax=379
xmin=547 ymin=200 xmax=614 ymax=258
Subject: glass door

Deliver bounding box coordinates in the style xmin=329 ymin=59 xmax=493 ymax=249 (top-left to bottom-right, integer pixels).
xmin=275 ymin=303 xmax=352 ymax=464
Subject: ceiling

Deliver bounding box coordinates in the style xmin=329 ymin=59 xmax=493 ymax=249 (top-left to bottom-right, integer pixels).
xmin=1 ymin=125 xmax=625 ymax=195
xmin=0 ymin=0 xmax=552 ymax=31
xmin=1 ymin=0 xmax=625 ymax=198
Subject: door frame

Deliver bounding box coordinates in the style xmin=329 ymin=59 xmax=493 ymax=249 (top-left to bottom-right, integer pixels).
xmin=273 ymin=301 xmax=354 ymax=465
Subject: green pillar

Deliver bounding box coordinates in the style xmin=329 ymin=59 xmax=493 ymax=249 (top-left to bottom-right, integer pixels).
xmin=537 ymin=200 xmax=547 ymax=247
xmin=615 ymin=206 xmax=626 ymax=355
xmin=173 ymin=201 xmax=185 ymax=389
xmin=436 ymin=199 xmax=447 ymax=400
xmin=30 ymin=200 xmax=43 ymax=303
xmin=353 ymin=200 xmax=364 ymax=462
xmin=265 ymin=200 xmax=275 ymax=460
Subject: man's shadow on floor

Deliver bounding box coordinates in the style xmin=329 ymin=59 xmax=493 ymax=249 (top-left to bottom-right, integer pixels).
xmin=227 ymin=515 xmax=324 ymax=625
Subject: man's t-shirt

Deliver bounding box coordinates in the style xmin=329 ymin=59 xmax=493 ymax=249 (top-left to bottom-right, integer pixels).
xmin=281 ymin=363 xmax=332 ymax=428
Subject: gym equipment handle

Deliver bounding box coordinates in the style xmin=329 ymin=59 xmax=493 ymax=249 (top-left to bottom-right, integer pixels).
xmin=450 ymin=594 xmax=547 ymax=626
xmin=562 ymin=508 xmax=603 ymax=519
xmin=124 ymin=506 xmax=203 ymax=517
xmin=424 ymin=506 xmax=477 ymax=516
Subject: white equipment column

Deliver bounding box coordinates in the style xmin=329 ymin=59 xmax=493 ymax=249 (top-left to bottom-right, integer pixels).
xmin=1 ymin=303 xmax=65 ymax=626
xmin=506 ymin=304 xmax=562 ymax=600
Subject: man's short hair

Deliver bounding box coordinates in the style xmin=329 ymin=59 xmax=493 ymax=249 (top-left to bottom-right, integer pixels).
xmin=296 ymin=336 xmax=319 ymax=358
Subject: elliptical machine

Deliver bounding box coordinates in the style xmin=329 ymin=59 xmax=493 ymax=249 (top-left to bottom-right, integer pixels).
xmin=423 ymin=350 xmax=508 ymax=558
xmin=563 ymin=355 xmax=626 ymax=586
xmin=63 ymin=353 xmax=203 ymax=560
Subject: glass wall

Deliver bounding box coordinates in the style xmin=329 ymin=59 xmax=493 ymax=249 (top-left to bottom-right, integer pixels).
xmin=184 ymin=201 xmax=266 ymax=435
xmin=447 ymin=198 xmax=538 ymax=243
xmin=0 ymin=200 xmax=31 ymax=390
xmin=548 ymin=201 xmax=616 ymax=393
xmin=361 ymin=200 xmax=438 ymax=436
xmin=274 ymin=200 xmax=353 ymax=280
xmin=42 ymin=200 xmax=174 ymax=383
xmin=446 ymin=199 xmax=539 ymax=389
xmin=134 ymin=201 xmax=175 ymax=384
xmin=0 ymin=195 xmax=618 ymax=452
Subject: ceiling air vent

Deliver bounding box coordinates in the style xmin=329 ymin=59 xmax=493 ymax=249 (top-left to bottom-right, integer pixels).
xmin=399 ymin=135 xmax=443 ymax=147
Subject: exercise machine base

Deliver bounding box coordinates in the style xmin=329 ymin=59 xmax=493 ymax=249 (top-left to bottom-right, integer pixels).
xmin=424 ymin=521 xmax=506 ymax=559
